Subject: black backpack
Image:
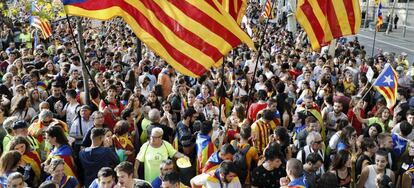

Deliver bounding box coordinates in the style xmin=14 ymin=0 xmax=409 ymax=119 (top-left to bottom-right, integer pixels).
xmin=233 ymin=144 xmax=251 ymax=184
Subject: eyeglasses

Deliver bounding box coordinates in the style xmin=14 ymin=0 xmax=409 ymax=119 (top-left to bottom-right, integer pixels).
xmin=151 ymin=135 xmax=162 ymax=139
xmin=314 ymin=140 xmax=323 ymax=144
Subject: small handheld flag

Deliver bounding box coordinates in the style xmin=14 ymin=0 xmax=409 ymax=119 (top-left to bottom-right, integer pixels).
xmin=373 ymin=63 xmax=398 ymax=109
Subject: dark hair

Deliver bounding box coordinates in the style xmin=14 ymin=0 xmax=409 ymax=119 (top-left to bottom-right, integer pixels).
xmin=377 ymin=174 xmax=394 ymax=188
xmin=262 ymin=109 xmax=273 ymax=121
xmin=91 ymin=128 xmax=106 ymax=139
xmin=364 ymin=123 xmax=382 ymax=138
xmin=183 ymin=108 xmax=197 ymax=119
xmin=331 ymin=150 xmax=350 ymax=170
xmin=276 ymin=82 xmax=285 ymax=93
xmin=240 ymin=125 xmax=251 ymax=140
xmin=162 ymin=171 xmax=180 ymax=185
xmin=264 ymin=142 xmax=284 ymax=161
xmin=375 ymin=150 xmax=389 ymax=161
xmin=66 ymin=89 xmax=77 ymax=99
xmin=257 ymin=90 xmax=267 ymax=100
xmin=274 ymin=127 xmax=290 ymax=146
xmin=113 ymin=120 xmax=130 ymax=136
xmin=39 ymin=181 xmax=58 ymax=188
xmin=361 ymin=137 xmax=377 ymax=152
xmin=219 ymin=160 xmax=238 ymax=176
xmin=8 ymin=136 xmax=30 ymax=153
xmin=400 ymin=121 xmax=413 ymax=137
xmin=115 ymin=161 xmax=134 ymax=175
xmin=98 ymin=167 xmax=115 ymax=179
xmin=121 ymin=108 xmax=133 ymax=120
xmin=13 ymin=96 xmax=29 ymax=114
xmin=46 ymin=125 xmax=69 ymax=145
xmin=200 ymin=120 xmax=213 ymax=135
xmin=318 ymin=172 xmax=339 ymax=188
xmin=306 ymin=152 xmax=323 ymax=164
xmin=397 ymin=87 xmax=409 ymax=99
xmin=407 ymin=109 xmax=414 ymax=117
xmin=0 ymin=151 xmax=22 ymax=174
xmin=220 ymin=143 xmax=236 ymax=155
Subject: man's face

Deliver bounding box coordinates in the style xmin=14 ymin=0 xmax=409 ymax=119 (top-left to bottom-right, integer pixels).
xmin=116 ymin=171 xmax=132 ymax=187
xmin=311 ymin=136 xmax=323 ymax=151
xmin=310 ymin=161 xmax=323 ymax=172
xmin=98 ymin=176 xmax=115 ymax=188
xmin=7 ymin=178 xmax=24 ymax=188
xmin=270 ymin=158 xmax=282 ymax=168
xmin=14 ymin=128 xmax=28 ymax=137
xmin=383 ymin=136 xmax=393 ymax=149
xmin=52 ymin=87 xmax=62 ymax=97
xmin=333 ymin=102 xmax=343 ymax=114
xmin=220 ymin=153 xmax=233 ymax=161
xmin=309 ymin=122 xmax=320 ymax=132
xmin=161 ymin=164 xmax=174 ymax=176
xmin=81 ymin=109 xmax=91 ymax=119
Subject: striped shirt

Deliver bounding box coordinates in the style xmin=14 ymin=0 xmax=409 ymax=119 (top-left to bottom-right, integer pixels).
xmin=251 ymin=119 xmax=272 ymax=155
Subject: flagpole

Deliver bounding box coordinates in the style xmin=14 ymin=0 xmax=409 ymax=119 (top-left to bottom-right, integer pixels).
xmin=371 ymin=3 xmax=377 ymax=58
xmin=246 ymin=0 xmax=277 ymax=115
xmin=64 ymin=15 xmax=110 ymax=108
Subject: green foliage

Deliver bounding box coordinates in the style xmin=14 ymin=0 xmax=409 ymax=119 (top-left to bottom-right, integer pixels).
xmin=3 ymin=0 xmax=64 ymax=21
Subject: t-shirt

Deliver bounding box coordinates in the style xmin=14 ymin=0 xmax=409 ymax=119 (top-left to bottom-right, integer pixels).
xmin=191 ymin=170 xmax=242 ymax=188
xmin=251 ymin=165 xmax=287 ymax=188
xmin=64 ymin=103 xmax=80 ymax=128
xmin=136 ymin=141 xmax=177 ymax=182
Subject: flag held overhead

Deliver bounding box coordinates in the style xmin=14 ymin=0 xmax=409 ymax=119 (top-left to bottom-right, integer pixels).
xmin=61 ymin=0 xmax=253 ymax=78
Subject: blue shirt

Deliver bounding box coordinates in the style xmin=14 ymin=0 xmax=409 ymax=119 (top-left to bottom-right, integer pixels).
xmin=288 ymin=175 xmax=309 ymax=188
xmin=151 ymin=176 xmax=162 ymax=188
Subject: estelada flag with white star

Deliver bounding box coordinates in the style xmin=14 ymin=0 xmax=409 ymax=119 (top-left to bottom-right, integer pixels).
xmin=373 ymin=63 xmax=399 ymax=109
xmin=392 ymin=132 xmax=408 ymax=157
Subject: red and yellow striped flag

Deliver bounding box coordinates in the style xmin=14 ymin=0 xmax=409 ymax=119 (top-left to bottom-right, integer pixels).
xmin=295 ymin=0 xmax=362 ymax=50
xmin=216 ymin=0 xmax=248 ymax=24
xmin=30 ymin=16 xmax=52 ymax=38
xmin=62 ymin=0 xmax=254 ymax=78
xmin=262 ymin=0 xmax=274 ymax=18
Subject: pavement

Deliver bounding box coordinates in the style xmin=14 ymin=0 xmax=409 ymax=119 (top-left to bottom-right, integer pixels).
xmin=352 ymin=27 xmax=414 ymax=62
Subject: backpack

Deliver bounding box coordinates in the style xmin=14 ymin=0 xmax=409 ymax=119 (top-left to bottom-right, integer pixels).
xmin=233 ymin=144 xmax=251 ymax=184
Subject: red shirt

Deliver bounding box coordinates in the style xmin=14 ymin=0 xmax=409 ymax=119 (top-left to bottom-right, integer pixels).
xmin=99 ymin=99 xmax=125 ymax=130
xmin=248 ymin=102 xmax=267 ymax=122
xmin=347 ymin=109 xmax=365 ymax=135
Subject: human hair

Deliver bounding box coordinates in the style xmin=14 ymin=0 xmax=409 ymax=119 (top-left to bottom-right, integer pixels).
xmin=400 ymin=121 xmax=413 ymax=137
xmin=407 ymin=109 xmax=414 ymax=117
xmin=97 ymin=167 xmax=115 ymax=179
xmin=262 ymin=109 xmax=273 ymax=121
xmin=148 ymin=108 xmax=161 ymax=122
xmin=113 ymin=120 xmax=130 ymax=136
xmin=115 ymin=161 xmax=134 ymax=176
xmin=264 ymin=142 xmax=284 ymax=161
xmin=160 ymin=159 xmax=174 ymax=170
xmin=163 ymin=171 xmax=180 ymax=185
xmin=65 ymin=89 xmax=77 ymax=99
xmin=318 ymin=172 xmax=339 ymax=188
xmin=375 ymin=107 xmax=390 ymax=119
xmin=3 ymin=116 xmax=19 ymax=134
xmin=219 ymin=160 xmax=238 ymax=176
xmin=306 ymin=131 xmax=321 ymax=145
xmin=0 ymin=151 xmax=21 ymax=174
xmin=340 ymin=126 xmax=356 ymax=144
xmin=12 ymin=96 xmax=29 ymax=114
xmin=121 ymin=108 xmax=133 ymax=120
xmin=151 ymin=127 xmax=164 ymax=137
xmin=287 ymin=158 xmax=304 ymax=178
xmin=45 ymin=125 xmax=69 ymax=145
xmin=274 ymin=127 xmax=290 ymax=146
xmin=377 ymin=133 xmax=391 ymax=145
xmin=39 ymin=110 xmax=53 ymax=121
xmin=257 ymin=90 xmax=267 ymax=100
xmin=183 ymin=108 xmax=196 ymax=119
xmin=92 ymin=111 xmax=104 ymax=119
xmin=7 ymin=172 xmax=24 ymax=185
xmin=200 ymin=120 xmax=213 ymax=135
xmin=377 ymin=174 xmax=394 ymax=188
xmin=233 ymin=105 xmax=246 ymax=121
xmin=397 ymin=87 xmax=409 ymax=99
xmin=48 ymin=158 xmax=65 ymax=173
xmin=331 ymin=150 xmax=350 ymax=170
xmin=39 ymin=181 xmax=58 ymax=188
xmin=305 ymin=116 xmax=317 ymax=125
xmin=364 ymin=123 xmax=382 ymax=138
xmin=376 ymin=150 xmax=389 ymax=161
xmin=361 ymin=137 xmax=377 ymax=152
xmin=8 ymin=136 xmax=30 ymax=153
xmin=91 ymin=128 xmax=106 ymax=139
xmin=306 ymin=152 xmax=323 ymax=164
xmin=220 ymin=143 xmax=236 ymax=155
xmin=240 ymin=125 xmax=251 ymax=140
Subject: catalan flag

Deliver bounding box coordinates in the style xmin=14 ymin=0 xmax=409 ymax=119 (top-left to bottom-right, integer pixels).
xmin=392 ymin=132 xmax=408 ymax=157
xmin=262 ymin=0 xmax=274 ymax=18
xmin=196 ymin=133 xmax=217 ymax=175
xmin=30 ymin=16 xmax=53 ymax=39
xmin=216 ymin=0 xmax=248 ymax=24
xmin=295 ymin=0 xmax=362 ymax=50
xmin=22 ymin=150 xmax=42 ymax=180
xmin=376 ymin=2 xmax=383 ymax=32
xmin=373 ymin=63 xmax=398 ymax=109
xmin=48 ymin=144 xmax=78 ymax=180
xmin=61 ymin=0 xmax=254 ymax=78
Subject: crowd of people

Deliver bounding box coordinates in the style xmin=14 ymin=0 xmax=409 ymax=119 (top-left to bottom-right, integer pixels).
xmin=1 ymin=1 xmax=414 ymax=188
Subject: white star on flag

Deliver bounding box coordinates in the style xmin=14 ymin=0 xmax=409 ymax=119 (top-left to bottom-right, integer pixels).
xmin=383 ymin=75 xmax=393 ymax=85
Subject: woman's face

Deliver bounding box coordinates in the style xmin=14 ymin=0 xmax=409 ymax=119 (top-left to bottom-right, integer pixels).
xmin=47 ymin=63 xmax=54 ymax=71
xmin=241 ymin=79 xmax=247 ymax=87
xmin=162 ymin=103 xmax=171 ymax=112
xmin=32 ymin=90 xmax=40 ymax=99
xmin=345 ymin=157 xmax=352 ymax=168
xmin=375 ymin=155 xmax=388 ymax=170
xmin=14 ymin=143 xmax=26 ymax=155
xmin=148 ymin=94 xmax=157 ymax=102
xmin=201 ymin=85 xmax=209 ymax=95
xmin=369 ymin=126 xmax=379 ymax=137
xmin=381 ymin=110 xmax=390 ymax=120
xmin=408 ymin=144 xmax=414 ymax=156
xmin=187 ymin=94 xmax=195 ymax=104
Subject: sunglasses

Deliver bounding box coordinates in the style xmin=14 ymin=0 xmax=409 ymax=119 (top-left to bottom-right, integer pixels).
xmin=314 ymin=140 xmax=323 ymax=144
